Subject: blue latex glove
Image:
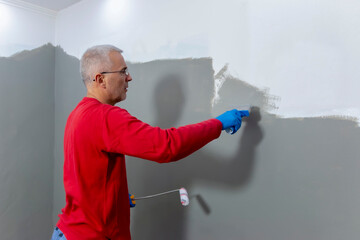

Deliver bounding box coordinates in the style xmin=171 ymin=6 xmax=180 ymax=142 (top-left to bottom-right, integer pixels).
xmin=129 ymin=194 xmax=136 ymax=208
xmin=216 ymin=109 xmax=250 ymax=134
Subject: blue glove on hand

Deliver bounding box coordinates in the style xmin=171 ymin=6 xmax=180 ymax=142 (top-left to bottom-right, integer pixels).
xmin=216 ymin=109 xmax=250 ymax=134
xmin=129 ymin=194 xmax=136 ymax=208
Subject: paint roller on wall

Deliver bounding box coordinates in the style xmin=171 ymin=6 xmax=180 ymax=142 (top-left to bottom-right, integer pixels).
xmin=134 ymin=187 xmax=190 ymax=206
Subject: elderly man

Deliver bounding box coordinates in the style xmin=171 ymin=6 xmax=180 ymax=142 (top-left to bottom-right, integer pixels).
xmin=51 ymin=45 xmax=248 ymax=240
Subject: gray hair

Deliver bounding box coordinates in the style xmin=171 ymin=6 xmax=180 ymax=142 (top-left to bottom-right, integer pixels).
xmin=80 ymin=44 xmax=123 ymax=85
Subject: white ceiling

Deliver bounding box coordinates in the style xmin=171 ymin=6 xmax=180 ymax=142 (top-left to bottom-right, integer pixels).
xmin=19 ymin=0 xmax=82 ymax=11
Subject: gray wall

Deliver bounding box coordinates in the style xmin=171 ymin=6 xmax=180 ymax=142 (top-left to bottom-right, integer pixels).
xmin=0 ymin=45 xmax=55 ymax=239
xmin=1 ymin=45 xmax=360 ymax=239
xmin=52 ymin=46 xmax=84 ymax=224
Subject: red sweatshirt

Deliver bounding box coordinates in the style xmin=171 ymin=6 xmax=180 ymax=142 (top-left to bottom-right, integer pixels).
xmin=57 ymin=97 xmax=222 ymax=239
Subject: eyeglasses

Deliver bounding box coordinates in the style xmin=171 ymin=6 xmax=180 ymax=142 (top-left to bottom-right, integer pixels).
xmin=93 ymin=68 xmax=130 ymax=81
xmin=101 ymin=68 xmax=129 ymax=76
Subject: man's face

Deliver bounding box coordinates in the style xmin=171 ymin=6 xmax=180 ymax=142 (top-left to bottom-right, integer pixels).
xmin=103 ymin=51 xmax=132 ymax=104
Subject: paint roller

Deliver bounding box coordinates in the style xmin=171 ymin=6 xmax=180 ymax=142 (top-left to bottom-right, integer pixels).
xmin=134 ymin=187 xmax=189 ymax=206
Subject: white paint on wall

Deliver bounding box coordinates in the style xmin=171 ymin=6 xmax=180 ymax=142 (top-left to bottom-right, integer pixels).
xmin=0 ymin=4 xmax=12 ymax=35
xmin=0 ymin=4 xmax=10 ymax=33
xmin=247 ymin=0 xmax=360 ymax=122
xmin=54 ymin=0 xmax=360 ymax=123
xmin=0 ymin=1 xmax=55 ymax=57
xmin=1 ymin=0 xmax=359 ymax=121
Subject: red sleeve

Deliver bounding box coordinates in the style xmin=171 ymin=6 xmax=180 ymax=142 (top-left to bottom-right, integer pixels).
xmin=102 ymin=107 xmax=222 ymax=163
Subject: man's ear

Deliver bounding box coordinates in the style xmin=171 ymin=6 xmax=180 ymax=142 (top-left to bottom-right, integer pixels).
xmin=94 ymin=74 xmax=106 ymax=88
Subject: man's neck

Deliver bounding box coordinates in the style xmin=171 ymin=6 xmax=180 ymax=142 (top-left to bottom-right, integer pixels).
xmin=86 ymin=92 xmax=114 ymax=106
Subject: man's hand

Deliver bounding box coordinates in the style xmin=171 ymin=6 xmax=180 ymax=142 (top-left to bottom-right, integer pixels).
xmin=129 ymin=194 xmax=136 ymax=208
xmin=216 ymin=109 xmax=250 ymax=134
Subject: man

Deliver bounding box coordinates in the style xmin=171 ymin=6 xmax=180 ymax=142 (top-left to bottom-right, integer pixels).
xmin=52 ymin=45 xmax=248 ymax=240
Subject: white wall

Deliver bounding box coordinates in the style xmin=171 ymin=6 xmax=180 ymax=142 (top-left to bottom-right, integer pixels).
xmin=55 ymin=0 xmax=360 ymax=122
xmin=0 ymin=1 xmax=56 ymax=56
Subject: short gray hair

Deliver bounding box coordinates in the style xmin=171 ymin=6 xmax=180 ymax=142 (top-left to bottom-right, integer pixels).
xmin=80 ymin=44 xmax=123 ymax=85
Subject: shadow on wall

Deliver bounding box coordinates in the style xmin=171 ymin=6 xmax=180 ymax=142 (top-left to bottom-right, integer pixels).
xmin=125 ymin=59 xmax=360 ymax=240
xmin=126 ymin=60 xmax=265 ymax=240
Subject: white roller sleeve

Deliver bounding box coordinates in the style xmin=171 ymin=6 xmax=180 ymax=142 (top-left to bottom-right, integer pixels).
xmin=179 ymin=187 xmax=189 ymax=206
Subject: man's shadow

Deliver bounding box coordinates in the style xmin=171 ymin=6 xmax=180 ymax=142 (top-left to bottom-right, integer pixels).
xmin=130 ymin=74 xmax=263 ymax=240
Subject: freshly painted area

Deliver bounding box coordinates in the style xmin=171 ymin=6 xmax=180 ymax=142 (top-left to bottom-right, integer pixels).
xmin=1 ymin=0 xmax=359 ymax=121
xmin=0 ymin=1 xmax=55 ymax=56
xmin=53 ymin=0 xmax=360 ymax=123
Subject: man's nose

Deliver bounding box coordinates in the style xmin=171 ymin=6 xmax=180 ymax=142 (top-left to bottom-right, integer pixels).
xmin=126 ymin=74 xmax=132 ymax=82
